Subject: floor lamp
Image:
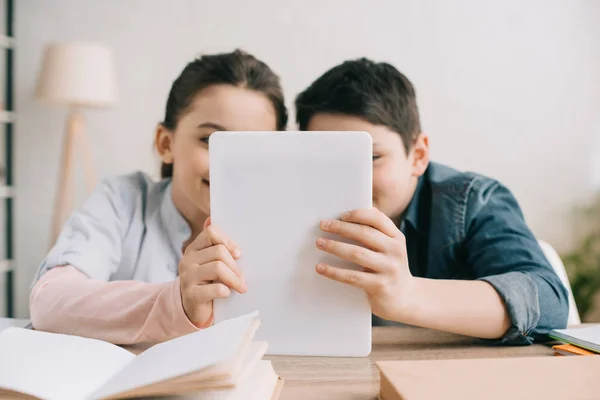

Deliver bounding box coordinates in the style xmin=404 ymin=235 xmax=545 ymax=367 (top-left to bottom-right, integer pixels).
xmin=35 ymin=41 xmax=117 ymax=246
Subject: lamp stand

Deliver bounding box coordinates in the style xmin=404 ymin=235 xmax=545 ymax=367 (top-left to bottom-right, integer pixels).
xmin=49 ymin=107 xmax=97 ymax=246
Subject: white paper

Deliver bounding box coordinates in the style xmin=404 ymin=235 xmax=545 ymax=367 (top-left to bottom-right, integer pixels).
xmin=90 ymin=311 xmax=258 ymax=400
xmin=0 ymin=327 xmax=134 ymax=400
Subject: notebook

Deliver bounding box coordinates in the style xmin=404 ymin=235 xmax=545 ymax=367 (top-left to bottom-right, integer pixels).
xmin=549 ymin=325 xmax=600 ymax=353
xmin=552 ymin=343 xmax=597 ymax=356
xmin=377 ymin=356 xmax=600 ymax=400
xmin=209 ymin=131 xmax=373 ymax=357
xmin=0 ymin=311 xmax=282 ymax=400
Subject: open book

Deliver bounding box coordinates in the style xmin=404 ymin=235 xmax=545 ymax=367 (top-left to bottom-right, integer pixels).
xmin=0 ymin=311 xmax=283 ymax=400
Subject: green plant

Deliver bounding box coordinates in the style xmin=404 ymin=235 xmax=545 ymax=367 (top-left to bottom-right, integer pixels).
xmin=561 ymin=195 xmax=600 ymax=320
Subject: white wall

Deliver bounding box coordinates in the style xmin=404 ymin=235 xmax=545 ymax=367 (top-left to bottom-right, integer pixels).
xmin=11 ymin=0 xmax=600 ymax=317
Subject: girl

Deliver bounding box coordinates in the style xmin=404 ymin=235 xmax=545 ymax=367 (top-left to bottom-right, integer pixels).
xmin=29 ymin=49 xmax=288 ymax=344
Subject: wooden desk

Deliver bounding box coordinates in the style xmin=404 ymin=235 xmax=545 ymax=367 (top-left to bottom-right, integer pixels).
xmin=267 ymin=327 xmax=554 ymax=400
xmin=0 ymin=320 xmax=555 ymax=399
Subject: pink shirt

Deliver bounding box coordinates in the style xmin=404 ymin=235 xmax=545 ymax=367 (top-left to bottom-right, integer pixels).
xmin=30 ymin=266 xmax=205 ymax=345
xmin=30 ymin=172 xmax=206 ymax=344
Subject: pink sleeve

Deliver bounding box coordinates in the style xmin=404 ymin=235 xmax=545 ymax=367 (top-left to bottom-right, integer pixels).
xmin=29 ymin=266 xmax=205 ymax=345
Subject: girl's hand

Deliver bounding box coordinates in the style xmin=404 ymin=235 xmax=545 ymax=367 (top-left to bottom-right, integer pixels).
xmin=315 ymin=208 xmax=415 ymax=321
xmin=179 ymin=218 xmax=246 ymax=328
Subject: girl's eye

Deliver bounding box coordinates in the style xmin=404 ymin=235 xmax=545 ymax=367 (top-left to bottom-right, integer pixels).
xmin=373 ymin=155 xmax=381 ymax=161
xmin=200 ymin=137 xmax=210 ymax=144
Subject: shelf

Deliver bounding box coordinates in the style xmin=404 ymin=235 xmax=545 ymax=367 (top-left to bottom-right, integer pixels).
xmin=0 ymin=35 xmax=12 ymax=49
xmin=0 ymin=260 xmax=10 ymax=274
xmin=0 ymin=110 xmax=14 ymax=123
xmin=0 ymin=186 xmax=12 ymax=198
xmin=3 ymin=0 xmax=15 ymax=318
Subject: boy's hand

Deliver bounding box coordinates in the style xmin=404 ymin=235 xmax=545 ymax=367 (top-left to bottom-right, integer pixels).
xmin=179 ymin=218 xmax=246 ymax=328
xmin=315 ymin=208 xmax=414 ymax=321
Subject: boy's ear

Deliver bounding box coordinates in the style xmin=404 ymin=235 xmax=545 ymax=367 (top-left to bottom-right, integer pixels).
xmin=155 ymin=124 xmax=174 ymax=164
xmin=410 ymin=133 xmax=429 ymax=177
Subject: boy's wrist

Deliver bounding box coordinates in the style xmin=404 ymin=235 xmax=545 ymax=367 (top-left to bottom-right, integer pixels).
xmin=388 ymin=275 xmax=422 ymax=324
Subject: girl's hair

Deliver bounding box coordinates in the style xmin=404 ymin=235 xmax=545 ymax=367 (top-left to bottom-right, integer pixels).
xmin=160 ymin=49 xmax=288 ymax=178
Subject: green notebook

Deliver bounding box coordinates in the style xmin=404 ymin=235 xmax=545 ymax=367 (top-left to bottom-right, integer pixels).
xmin=549 ymin=325 xmax=600 ymax=353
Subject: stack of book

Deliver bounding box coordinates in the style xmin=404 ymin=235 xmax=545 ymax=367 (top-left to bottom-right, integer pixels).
xmin=0 ymin=311 xmax=282 ymax=400
xmin=549 ymin=325 xmax=600 ymax=356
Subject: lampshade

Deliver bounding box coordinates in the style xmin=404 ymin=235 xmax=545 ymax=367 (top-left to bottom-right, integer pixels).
xmin=35 ymin=41 xmax=117 ymax=108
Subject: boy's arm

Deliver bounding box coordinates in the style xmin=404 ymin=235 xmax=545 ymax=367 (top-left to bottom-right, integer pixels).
xmin=316 ymin=181 xmax=569 ymax=343
xmin=392 ymin=278 xmax=513 ymax=340
xmin=388 ymin=180 xmax=563 ymax=343
xmin=30 ymin=266 xmax=202 ymax=345
xmin=316 ymin=213 xmax=513 ymax=339
xmin=460 ymin=180 xmax=569 ymax=343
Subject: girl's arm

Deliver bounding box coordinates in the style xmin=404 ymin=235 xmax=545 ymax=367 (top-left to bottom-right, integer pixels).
xmin=30 ymin=174 xmax=207 ymax=344
xmin=29 ymin=265 xmax=203 ymax=345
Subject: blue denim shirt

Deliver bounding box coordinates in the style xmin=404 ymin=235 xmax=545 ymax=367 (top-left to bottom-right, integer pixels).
xmin=372 ymin=162 xmax=569 ymax=344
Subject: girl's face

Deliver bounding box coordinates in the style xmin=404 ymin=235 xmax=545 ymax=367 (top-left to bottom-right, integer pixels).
xmin=156 ymin=84 xmax=278 ymax=228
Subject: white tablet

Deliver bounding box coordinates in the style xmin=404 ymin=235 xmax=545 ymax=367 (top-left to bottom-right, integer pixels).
xmin=209 ymin=131 xmax=372 ymax=357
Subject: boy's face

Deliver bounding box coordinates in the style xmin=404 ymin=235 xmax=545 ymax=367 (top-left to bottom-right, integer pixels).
xmin=307 ymin=113 xmax=429 ymax=221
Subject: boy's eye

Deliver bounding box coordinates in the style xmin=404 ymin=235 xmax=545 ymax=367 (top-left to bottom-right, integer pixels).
xmin=200 ymin=136 xmax=210 ymax=144
xmin=373 ymin=155 xmax=381 ymax=161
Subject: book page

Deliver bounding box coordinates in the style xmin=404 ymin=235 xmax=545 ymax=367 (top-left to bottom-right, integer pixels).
xmin=230 ymin=361 xmax=278 ymax=400
xmin=90 ymin=311 xmax=258 ymax=400
xmin=0 ymin=327 xmax=134 ymax=400
xmin=151 ymin=360 xmax=278 ymax=400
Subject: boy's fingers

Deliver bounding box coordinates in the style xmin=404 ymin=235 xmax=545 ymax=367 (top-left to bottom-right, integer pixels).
xmin=316 ymin=237 xmax=390 ymax=272
xmin=315 ymin=263 xmax=380 ymax=291
xmin=320 ymin=219 xmax=388 ymax=251
xmin=340 ymin=208 xmax=399 ymax=238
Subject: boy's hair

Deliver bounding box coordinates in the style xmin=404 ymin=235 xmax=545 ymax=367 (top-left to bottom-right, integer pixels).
xmin=295 ymin=58 xmax=421 ymax=153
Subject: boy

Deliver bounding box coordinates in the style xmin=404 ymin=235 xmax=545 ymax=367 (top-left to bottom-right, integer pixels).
xmin=296 ymin=58 xmax=568 ymax=344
